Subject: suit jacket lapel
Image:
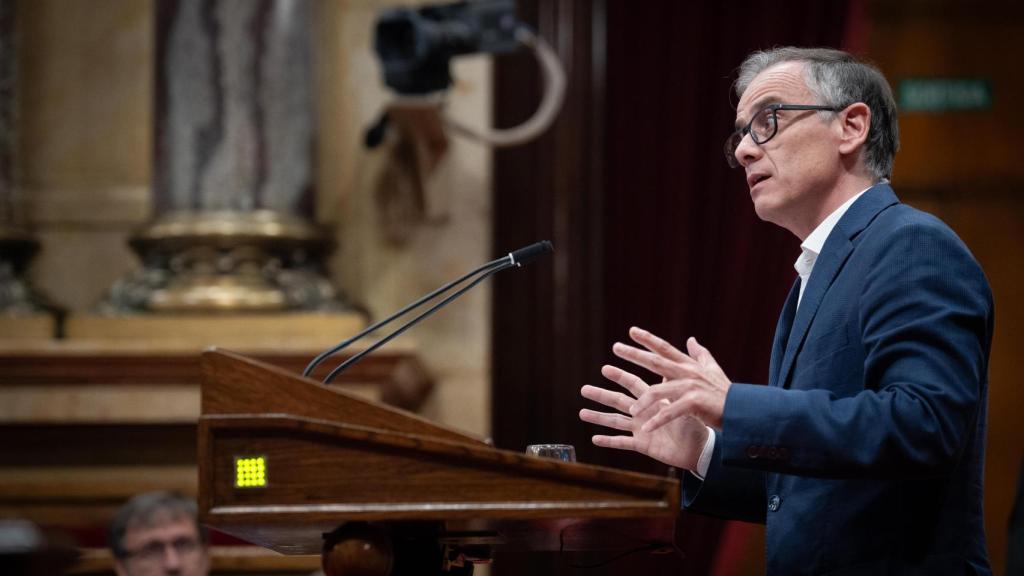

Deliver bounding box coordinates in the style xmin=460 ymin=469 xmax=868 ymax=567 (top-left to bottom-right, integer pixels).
xmin=769 ymin=278 xmax=800 ymax=388
xmin=775 ymin=183 xmax=901 ymax=389
xmin=776 ymin=238 xmax=853 ymax=388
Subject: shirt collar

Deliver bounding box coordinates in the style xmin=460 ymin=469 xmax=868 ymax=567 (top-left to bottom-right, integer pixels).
xmin=793 ymin=185 xmax=874 ymax=280
xmin=800 ymin=185 xmax=874 ymax=258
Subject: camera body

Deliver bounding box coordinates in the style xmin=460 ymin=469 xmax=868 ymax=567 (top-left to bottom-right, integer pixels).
xmin=375 ymin=0 xmax=520 ymax=94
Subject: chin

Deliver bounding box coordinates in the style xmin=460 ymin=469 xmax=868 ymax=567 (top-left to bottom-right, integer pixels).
xmin=753 ymin=202 xmax=795 ymax=234
xmin=750 ymin=197 xmax=776 ymax=223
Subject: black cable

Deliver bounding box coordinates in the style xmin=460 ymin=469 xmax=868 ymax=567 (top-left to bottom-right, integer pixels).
xmin=321 ymin=260 xmax=513 ymax=384
xmin=302 ymin=256 xmax=509 ymax=378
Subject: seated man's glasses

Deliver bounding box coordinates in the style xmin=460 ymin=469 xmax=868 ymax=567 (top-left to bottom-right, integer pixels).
xmin=724 ymin=103 xmax=842 ymax=168
xmin=122 ymin=536 xmax=202 ymax=565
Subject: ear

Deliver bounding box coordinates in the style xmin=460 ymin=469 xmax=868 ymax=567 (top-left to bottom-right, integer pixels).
xmin=837 ymin=102 xmax=871 ymax=156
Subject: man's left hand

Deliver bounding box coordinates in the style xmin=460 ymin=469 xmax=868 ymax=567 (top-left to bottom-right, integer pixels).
xmin=615 ymin=327 xmax=732 ymax=430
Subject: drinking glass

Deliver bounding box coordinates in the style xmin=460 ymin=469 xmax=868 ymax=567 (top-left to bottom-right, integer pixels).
xmin=525 ymin=444 xmax=576 ymax=462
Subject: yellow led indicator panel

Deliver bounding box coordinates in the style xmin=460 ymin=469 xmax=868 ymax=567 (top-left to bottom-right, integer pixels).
xmin=234 ymin=456 xmax=267 ymax=488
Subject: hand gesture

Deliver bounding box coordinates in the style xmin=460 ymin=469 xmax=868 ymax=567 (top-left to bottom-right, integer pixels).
xmin=580 ymin=327 xmax=731 ymax=470
xmin=580 ymin=362 xmax=709 ymax=470
xmin=614 ymin=327 xmax=732 ymax=431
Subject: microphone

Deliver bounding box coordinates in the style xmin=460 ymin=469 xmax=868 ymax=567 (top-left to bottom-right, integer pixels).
xmin=509 ymin=240 xmax=554 ymax=267
xmin=304 ymin=241 xmax=554 ymax=384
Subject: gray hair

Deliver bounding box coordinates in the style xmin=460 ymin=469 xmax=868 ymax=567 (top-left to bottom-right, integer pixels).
xmin=108 ymin=491 xmax=208 ymax=559
xmin=735 ymin=47 xmax=899 ymax=181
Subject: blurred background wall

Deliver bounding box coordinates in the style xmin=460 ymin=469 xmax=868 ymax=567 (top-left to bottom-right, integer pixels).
xmin=16 ymin=0 xmax=493 ymax=435
xmin=7 ymin=1 xmax=493 ymax=572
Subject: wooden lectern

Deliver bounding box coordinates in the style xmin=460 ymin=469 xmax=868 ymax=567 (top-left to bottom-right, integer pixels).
xmin=198 ymin=350 xmax=681 ymax=575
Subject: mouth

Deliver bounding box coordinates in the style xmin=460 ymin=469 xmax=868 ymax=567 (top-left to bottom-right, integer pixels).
xmin=747 ymin=173 xmax=771 ymax=190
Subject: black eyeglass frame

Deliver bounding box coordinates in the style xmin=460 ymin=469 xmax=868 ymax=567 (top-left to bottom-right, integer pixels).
xmin=724 ymin=103 xmax=843 ymax=168
xmin=119 ymin=536 xmax=203 ymax=564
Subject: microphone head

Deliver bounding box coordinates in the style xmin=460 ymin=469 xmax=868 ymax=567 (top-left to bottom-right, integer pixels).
xmin=509 ymin=240 xmax=554 ymax=267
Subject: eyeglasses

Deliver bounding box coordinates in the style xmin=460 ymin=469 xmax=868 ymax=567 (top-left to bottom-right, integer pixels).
xmin=121 ymin=536 xmax=202 ymax=565
xmin=723 ymin=103 xmax=842 ymax=168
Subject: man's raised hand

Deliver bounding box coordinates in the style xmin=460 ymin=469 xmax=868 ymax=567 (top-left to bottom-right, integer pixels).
xmin=616 ymin=327 xmax=731 ymax=430
xmin=579 ymin=359 xmax=708 ymax=471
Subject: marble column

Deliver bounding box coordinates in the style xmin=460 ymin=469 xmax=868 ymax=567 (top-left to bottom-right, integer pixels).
xmin=104 ymin=0 xmax=341 ymax=313
xmin=0 ymin=0 xmax=46 ymax=315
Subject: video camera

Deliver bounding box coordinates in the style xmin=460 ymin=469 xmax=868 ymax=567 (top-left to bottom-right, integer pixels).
xmin=368 ymin=0 xmax=564 ymax=148
xmin=374 ymin=0 xmax=520 ymax=95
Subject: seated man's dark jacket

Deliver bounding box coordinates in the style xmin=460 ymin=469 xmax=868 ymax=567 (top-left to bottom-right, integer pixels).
xmin=683 ymin=184 xmax=993 ymax=575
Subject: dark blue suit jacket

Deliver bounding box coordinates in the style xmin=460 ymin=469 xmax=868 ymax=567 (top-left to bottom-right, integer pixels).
xmin=683 ymin=184 xmax=993 ymax=575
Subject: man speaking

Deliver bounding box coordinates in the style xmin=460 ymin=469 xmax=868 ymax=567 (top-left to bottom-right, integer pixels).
xmin=580 ymin=47 xmax=993 ymax=575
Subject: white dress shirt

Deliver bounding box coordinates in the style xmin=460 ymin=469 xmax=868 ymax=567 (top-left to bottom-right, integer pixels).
xmin=691 ymin=186 xmax=872 ymax=480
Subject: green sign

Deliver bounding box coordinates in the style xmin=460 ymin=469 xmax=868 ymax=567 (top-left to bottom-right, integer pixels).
xmin=899 ymin=78 xmax=992 ymax=112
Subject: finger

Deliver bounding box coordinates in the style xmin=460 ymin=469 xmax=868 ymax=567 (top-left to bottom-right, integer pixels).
xmin=600 ymin=364 xmax=649 ymax=398
xmin=612 ymin=342 xmax=681 ymax=379
xmin=629 ymin=326 xmax=690 ymax=363
xmin=580 ymin=385 xmax=634 ymax=413
xmin=591 ymin=434 xmax=639 ymax=452
xmin=641 ymin=395 xmax=695 ymax=433
xmin=630 ymin=380 xmax=689 ymax=417
xmin=579 ymin=408 xmax=634 ymax=432
xmin=687 ymin=337 xmax=720 ymax=369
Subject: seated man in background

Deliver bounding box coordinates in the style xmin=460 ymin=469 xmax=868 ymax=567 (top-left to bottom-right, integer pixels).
xmin=109 ymin=491 xmax=209 ymax=576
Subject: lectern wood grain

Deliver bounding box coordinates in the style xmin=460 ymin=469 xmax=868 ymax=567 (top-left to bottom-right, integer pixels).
xmin=200 ymin=349 xmax=478 ymax=443
xmin=198 ymin=350 xmax=680 ymax=556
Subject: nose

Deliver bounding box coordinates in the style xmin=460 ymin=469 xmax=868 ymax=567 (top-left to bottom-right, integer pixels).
xmin=733 ymin=131 xmax=761 ymax=168
xmin=161 ymin=543 xmax=183 ymax=571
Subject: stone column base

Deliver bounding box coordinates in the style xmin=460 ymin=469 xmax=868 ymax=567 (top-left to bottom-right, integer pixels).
xmin=100 ymin=210 xmax=345 ymax=313
xmin=0 ymin=225 xmax=54 ymax=316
